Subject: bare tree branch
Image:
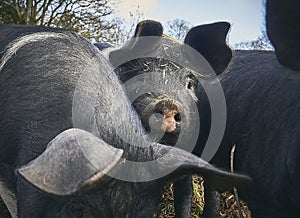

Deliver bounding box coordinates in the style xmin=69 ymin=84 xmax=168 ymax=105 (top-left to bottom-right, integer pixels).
xmin=166 ymin=19 xmax=193 ymax=41
xmin=0 ymin=0 xmax=132 ymax=43
xmin=233 ymin=29 xmax=274 ymax=50
xmin=47 ymin=0 xmax=69 ymax=26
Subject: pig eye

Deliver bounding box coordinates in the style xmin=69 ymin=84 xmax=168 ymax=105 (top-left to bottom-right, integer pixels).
xmin=145 ymin=92 xmax=152 ymax=96
xmin=187 ymin=80 xmax=193 ymax=89
xmin=185 ymin=74 xmax=197 ymax=91
xmin=184 ymin=74 xmax=199 ymax=102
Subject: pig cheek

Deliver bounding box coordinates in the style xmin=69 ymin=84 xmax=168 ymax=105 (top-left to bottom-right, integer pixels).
xmin=149 ymin=114 xmax=163 ymax=130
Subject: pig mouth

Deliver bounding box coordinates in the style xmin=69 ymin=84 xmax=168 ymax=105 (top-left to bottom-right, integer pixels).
xmin=146 ymin=122 xmax=181 ymax=146
xmin=159 ymin=131 xmax=179 ymax=146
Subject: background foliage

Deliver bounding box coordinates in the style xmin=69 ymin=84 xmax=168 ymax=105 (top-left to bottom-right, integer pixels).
xmin=0 ymin=0 xmax=123 ymax=43
xmin=0 ymin=0 xmax=273 ymax=49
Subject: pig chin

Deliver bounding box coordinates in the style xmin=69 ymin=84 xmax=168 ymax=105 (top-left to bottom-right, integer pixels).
xmin=148 ymin=123 xmax=180 ymax=146
xmin=159 ymin=132 xmax=179 ymax=146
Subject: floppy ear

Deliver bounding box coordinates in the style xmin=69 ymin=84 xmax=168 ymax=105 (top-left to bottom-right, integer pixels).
xmin=154 ymin=144 xmax=251 ymax=192
xmin=109 ymin=20 xmax=163 ymax=68
xmin=266 ymin=0 xmax=300 ymax=70
xmin=184 ymin=22 xmax=232 ymax=75
xmin=17 ymin=128 xmax=123 ymax=196
xmin=133 ymin=20 xmax=163 ymax=37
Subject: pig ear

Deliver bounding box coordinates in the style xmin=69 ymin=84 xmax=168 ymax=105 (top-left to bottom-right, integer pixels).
xmin=133 ymin=20 xmax=163 ymax=37
xmin=184 ymin=22 xmax=232 ymax=75
xmin=17 ymin=128 xmax=123 ymax=196
xmin=154 ymin=145 xmax=251 ymax=192
xmin=266 ymin=1 xmax=300 ymax=70
xmin=109 ymin=20 xmax=163 ymax=68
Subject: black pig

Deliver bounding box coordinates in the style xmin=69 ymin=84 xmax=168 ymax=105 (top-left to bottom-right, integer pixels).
xmin=194 ymin=1 xmax=300 ymax=217
xmin=106 ymin=18 xmax=300 ymax=217
xmin=197 ymin=49 xmax=300 ymax=218
xmin=105 ymin=20 xmax=232 ymax=218
xmin=0 ymin=24 xmax=250 ymax=218
xmin=190 ymin=12 xmax=300 ymax=217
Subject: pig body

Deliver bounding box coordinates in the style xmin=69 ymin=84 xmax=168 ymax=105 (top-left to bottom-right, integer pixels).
xmin=197 ymin=50 xmax=300 ymax=217
xmin=106 ymin=20 xmax=232 ymax=218
xmin=107 ymin=19 xmax=300 ymax=217
xmin=0 ymin=23 xmax=250 ymax=218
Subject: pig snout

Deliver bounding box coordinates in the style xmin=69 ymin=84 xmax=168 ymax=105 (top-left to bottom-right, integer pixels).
xmin=160 ymin=109 xmax=180 ymax=133
xmin=152 ymin=99 xmax=181 ymax=134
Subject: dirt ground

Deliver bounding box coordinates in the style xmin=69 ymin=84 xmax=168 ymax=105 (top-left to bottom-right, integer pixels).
xmin=156 ymin=175 xmax=251 ymax=218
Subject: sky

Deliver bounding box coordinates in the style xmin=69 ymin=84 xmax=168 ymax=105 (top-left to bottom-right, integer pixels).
xmin=115 ymin=0 xmax=266 ymax=45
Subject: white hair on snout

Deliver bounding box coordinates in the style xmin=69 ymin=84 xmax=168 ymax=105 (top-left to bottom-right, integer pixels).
xmin=0 ymin=32 xmax=67 ymax=72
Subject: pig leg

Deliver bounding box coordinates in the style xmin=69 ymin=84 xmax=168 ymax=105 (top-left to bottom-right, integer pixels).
xmin=202 ymin=183 xmax=221 ymax=218
xmin=174 ymin=175 xmax=193 ymax=218
xmin=0 ymin=181 xmax=16 ymax=218
xmin=0 ymin=163 xmax=17 ymax=218
xmin=16 ymin=178 xmax=48 ymax=218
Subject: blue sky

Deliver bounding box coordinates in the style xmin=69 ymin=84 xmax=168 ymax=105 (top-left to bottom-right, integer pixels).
xmin=116 ymin=0 xmax=266 ymax=45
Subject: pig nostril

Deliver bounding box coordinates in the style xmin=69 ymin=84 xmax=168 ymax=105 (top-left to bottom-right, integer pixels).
xmin=174 ymin=113 xmax=181 ymax=122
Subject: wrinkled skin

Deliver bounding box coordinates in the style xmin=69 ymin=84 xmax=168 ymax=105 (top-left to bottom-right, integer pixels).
xmin=103 ymin=20 xmax=233 ymax=218
xmin=0 ymin=24 xmax=250 ymax=218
